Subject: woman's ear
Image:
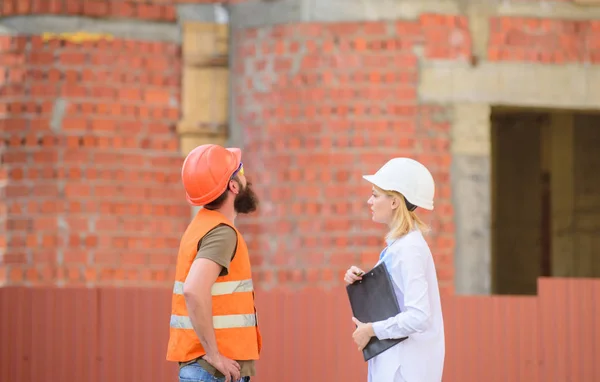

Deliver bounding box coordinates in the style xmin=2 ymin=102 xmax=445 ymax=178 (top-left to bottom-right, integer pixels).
xmin=390 ymin=196 xmax=399 ymax=210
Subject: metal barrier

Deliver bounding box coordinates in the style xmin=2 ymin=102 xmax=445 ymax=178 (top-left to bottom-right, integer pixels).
xmin=1 ymin=277 xmax=598 ymax=382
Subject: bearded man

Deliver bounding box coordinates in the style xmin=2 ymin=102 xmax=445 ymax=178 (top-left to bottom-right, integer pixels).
xmin=166 ymin=144 xmax=262 ymax=382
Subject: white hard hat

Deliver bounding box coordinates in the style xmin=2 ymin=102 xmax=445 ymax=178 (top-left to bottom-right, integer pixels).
xmin=362 ymin=157 xmax=435 ymax=210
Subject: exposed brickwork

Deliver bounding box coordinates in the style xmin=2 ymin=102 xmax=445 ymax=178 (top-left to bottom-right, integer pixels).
xmin=234 ymin=17 xmax=462 ymax=293
xmin=421 ymin=14 xmax=470 ymax=60
xmin=488 ymin=17 xmax=600 ymax=63
xmin=0 ymin=34 xmax=188 ymax=286
xmin=3 ymin=3 xmax=593 ymax=293
xmin=0 ymin=0 xmax=247 ymax=21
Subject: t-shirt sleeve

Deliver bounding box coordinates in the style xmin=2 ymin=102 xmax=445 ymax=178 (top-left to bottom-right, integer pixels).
xmin=195 ymin=224 xmax=238 ymax=277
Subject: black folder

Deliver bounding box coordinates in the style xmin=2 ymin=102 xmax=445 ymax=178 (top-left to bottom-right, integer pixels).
xmin=346 ymin=262 xmax=407 ymax=361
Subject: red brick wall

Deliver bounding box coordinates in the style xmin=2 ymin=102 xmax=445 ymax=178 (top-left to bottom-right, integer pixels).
xmin=489 ymin=17 xmax=600 ymax=63
xmin=0 ymin=34 xmax=187 ymax=286
xmin=4 ymin=4 xmax=596 ymax=291
xmin=0 ymin=0 xmax=247 ymax=21
xmin=233 ymin=16 xmax=465 ymax=293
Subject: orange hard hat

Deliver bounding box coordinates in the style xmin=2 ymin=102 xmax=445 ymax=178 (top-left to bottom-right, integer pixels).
xmin=181 ymin=144 xmax=242 ymax=206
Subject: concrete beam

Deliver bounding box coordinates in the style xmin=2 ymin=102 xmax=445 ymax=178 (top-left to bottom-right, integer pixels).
xmin=230 ymin=0 xmax=459 ymax=28
xmin=230 ymin=0 xmax=600 ymax=28
xmin=419 ymin=62 xmax=600 ymax=110
xmin=0 ymin=15 xmax=181 ymax=42
xmin=176 ymin=3 xmax=229 ymax=24
xmin=0 ymin=4 xmax=231 ymax=43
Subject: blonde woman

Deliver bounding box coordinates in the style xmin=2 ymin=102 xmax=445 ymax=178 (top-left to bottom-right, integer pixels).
xmin=344 ymin=158 xmax=445 ymax=382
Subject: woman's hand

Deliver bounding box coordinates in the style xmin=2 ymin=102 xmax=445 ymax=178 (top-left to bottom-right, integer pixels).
xmin=344 ymin=266 xmax=365 ymax=284
xmin=351 ymin=317 xmax=375 ymax=351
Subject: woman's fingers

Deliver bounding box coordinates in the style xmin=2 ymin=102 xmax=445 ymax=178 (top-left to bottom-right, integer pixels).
xmin=344 ymin=267 xmax=364 ymax=284
xmin=344 ymin=275 xmax=357 ymax=284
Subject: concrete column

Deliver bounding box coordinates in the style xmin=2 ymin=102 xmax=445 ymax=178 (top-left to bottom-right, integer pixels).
xmin=451 ymin=104 xmax=491 ymax=295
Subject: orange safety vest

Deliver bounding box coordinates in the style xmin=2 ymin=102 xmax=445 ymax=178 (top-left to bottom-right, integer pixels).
xmin=166 ymin=208 xmax=262 ymax=362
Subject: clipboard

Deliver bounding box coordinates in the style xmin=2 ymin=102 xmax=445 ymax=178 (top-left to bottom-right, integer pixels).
xmin=346 ymin=262 xmax=408 ymax=361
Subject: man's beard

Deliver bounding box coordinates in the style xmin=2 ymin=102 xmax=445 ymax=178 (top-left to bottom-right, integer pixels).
xmin=234 ymin=181 xmax=259 ymax=214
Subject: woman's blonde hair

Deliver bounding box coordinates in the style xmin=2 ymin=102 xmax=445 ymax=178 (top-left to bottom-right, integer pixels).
xmin=374 ymin=185 xmax=430 ymax=240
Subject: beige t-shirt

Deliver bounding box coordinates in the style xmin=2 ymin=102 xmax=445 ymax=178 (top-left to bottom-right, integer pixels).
xmin=179 ymin=224 xmax=256 ymax=378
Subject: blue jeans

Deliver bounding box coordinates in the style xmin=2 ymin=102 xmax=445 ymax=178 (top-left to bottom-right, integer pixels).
xmin=179 ymin=362 xmax=250 ymax=382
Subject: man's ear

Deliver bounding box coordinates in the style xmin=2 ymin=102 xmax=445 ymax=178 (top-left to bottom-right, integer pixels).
xmin=229 ymin=178 xmax=240 ymax=195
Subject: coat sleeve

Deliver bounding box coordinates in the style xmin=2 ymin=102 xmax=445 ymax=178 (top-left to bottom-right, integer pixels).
xmin=372 ymin=245 xmax=432 ymax=340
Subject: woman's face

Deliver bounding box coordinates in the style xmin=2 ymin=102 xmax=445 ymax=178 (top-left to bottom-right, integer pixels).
xmin=367 ymin=187 xmax=395 ymax=225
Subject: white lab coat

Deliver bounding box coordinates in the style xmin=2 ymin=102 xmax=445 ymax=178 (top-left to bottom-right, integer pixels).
xmin=367 ymin=229 xmax=445 ymax=382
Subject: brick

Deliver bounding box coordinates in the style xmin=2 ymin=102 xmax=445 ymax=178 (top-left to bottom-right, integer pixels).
xmin=2 ymin=34 xmax=184 ymax=287
xmin=137 ymin=4 xmax=164 ymax=20
xmin=144 ymin=89 xmax=171 ymax=104
xmin=83 ymin=0 xmax=108 ymax=17
xmin=60 ymin=51 xmax=86 ymax=66
xmin=112 ymin=2 xmax=135 ymax=17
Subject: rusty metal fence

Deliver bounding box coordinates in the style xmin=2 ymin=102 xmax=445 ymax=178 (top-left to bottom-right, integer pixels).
xmin=1 ymin=277 xmax=599 ymax=382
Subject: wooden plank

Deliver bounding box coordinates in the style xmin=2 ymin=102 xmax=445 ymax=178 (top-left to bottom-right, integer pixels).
xmin=182 ymin=22 xmax=228 ymax=60
xmin=180 ymin=67 xmax=229 ymax=126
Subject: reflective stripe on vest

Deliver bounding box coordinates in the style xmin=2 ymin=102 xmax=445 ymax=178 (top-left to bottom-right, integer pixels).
xmin=170 ymin=314 xmax=257 ymax=330
xmin=170 ymin=279 xmax=256 ymax=331
xmin=172 ymin=279 xmax=254 ymax=296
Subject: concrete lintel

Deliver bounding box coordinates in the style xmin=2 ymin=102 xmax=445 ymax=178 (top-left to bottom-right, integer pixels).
xmin=0 ymin=24 xmax=16 ymax=35
xmin=496 ymin=1 xmax=600 ymax=19
xmin=230 ymin=0 xmax=600 ymax=29
xmin=176 ymin=3 xmax=229 ymax=24
xmin=230 ymin=0 xmax=305 ymax=30
xmin=0 ymin=15 xmax=180 ymax=43
xmin=230 ymin=0 xmax=459 ymax=28
xmin=419 ymin=62 xmax=600 ymax=110
xmin=306 ymin=0 xmax=461 ymax=22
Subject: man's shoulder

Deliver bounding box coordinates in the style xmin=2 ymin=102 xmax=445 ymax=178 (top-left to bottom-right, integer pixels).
xmin=206 ymin=223 xmax=237 ymax=241
xmin=196 ymin=223 xmax=238 ymax=275
xmin=197 ymin=223 xmax=237 ymax=249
